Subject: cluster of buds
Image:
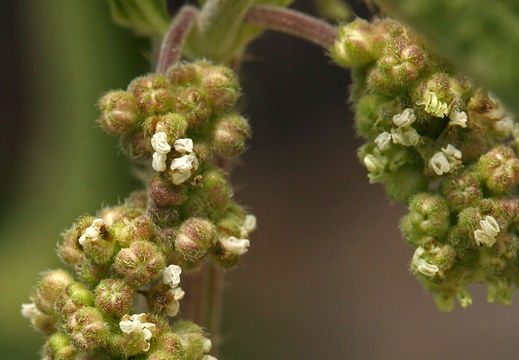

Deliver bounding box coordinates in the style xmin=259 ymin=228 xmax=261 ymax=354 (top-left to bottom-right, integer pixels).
xmin=332 ymin=18 xmax=519 ymax=310
xmin=23 ymin=61 xmax=255 ymax=359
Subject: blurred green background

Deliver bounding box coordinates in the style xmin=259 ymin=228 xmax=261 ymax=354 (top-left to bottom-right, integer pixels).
xmin=3 ymin=1 xmax=519 ymax=359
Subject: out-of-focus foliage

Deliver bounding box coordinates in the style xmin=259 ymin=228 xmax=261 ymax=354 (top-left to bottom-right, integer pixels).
xmin=109 ymin=0 xmax=170 ymax=37
xmin=375 ymin=0 xmax=519 ymax=116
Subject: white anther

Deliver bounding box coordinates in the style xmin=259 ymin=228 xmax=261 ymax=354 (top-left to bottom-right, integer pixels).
xmin=392 ymin=108 xmax=416 ymax=127
xmin=474 ymin=215 xmax=500 ymax=247
xmin=494 ymin=116 xmax=514 ymax=132
xmin=429 ymin=152 xmax=450 ymax=175
xmin=417 ymin=91 xmax=449 ymax=117
xmin=412 ymin=247 xmax=439 ymax=278
xmin=441 ymin=144 xmax=462 ymax=160
xmin=202 ymin=356 xmax=218 ymax=360
xmin=391 ymin=127 xmax=420 ymax=147
xmin=21 ymin=303 xmax=43 ymax=325
xmin=220 ymin=236 xmax=250 ymax=256
xmin=78 ymin=218 xmax=105 ymax=247
xmin=170 ymin=153 xmax=199 ymax=185
xmin=202 ymin=338 xmax=212 ymax=353
xmin=151 ymin=132 xmax=171 ymax=154
xmin=242 ymin=215 xmax=257 ymax=233
xmin=164 ymin=287 xmax=186 ymax=317
xmin=449 ymin=110 xmax=467 ymax=128
xmin=152 ymin=151 xmax=168 ymax=172
xmin=163 ymin=265 xmax=182 ymax=289
xmin=174 ymin=138 xmax=194 ymax=154
xmin=375 ymin=132 xmax=392 ymax=151
xmin=119 ymin=314 xmax=156 ymax=352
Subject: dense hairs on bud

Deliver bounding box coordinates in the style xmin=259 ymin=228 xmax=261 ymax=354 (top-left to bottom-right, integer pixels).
xmin=175 ymin=218 xmax=216 ymax=262
xmin=212 ymin=114 xmax=251 ymax=158
xmin=98 ymin=90 xmax=140 ymax=134
xmin=113 ymin=241 xmax=166 ymax=287
xmin=94 ymin=279 xmax=134 ymax=317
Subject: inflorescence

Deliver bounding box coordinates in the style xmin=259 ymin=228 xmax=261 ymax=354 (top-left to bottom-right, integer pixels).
xmin=22 ymin=60 xmax=254 ymax=359
xmin=331 ymin=18 xmax=519 ymax=311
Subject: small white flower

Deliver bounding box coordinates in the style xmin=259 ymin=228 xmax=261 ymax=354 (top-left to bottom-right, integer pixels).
xmin=242 ymin=215 xmax=257 ymax=233
xmin=494 ymin=116 xmax=514 ymax=132
xmin=441 ymin=144 xmax=462 ymax=160
xmin=152 ymin=151 xmax=168 ymax=172
xmin=163 ymin=265 xmax=182 ymax=289
xmin=151 ymin=132 xmax=171 ymax=154
xmin=174 ymin=138 xmax=194 ymax=154
xmin=170 ymin=153 xmax=199 ymax=185
xmin=164 ymin=287 xmax=186 ymax=317
xmin=449 ymin=110 xmax=467 ymax=128
xmin=21 ymin=303 xmax=43 ymax=325
xmin=412 ymin=247 xmax=439 ymax=278
xmin=429 ymin=152 xmax=450 ymax=175
xmin=119 ymin=313 xmax=156 ymax=352
xmin=78 ymin=218 xmax=105 ymax=247
xmin=202 ymin=356 xmax=218 ymax=360
xmin=220 ymin=236 xmax=250 ymax=256
xmin=391 ymin=127 xmax=420 ymax=147
xmin=374 ymin=132 xmax=392 ymax=151
xmin=392 ymin=108 xmax=416 ymax=127
xmin=474 ymin=215 xmax=500 ymax=247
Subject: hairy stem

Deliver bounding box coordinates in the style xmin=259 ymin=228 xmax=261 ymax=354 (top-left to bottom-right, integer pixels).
xmin=245 ymin=5 xmax=337 ymax=49
xmin=156 ymin=5 xmax=198 ymax=73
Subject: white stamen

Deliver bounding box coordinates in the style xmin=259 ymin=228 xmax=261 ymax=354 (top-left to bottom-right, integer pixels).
xmin=375 ymin=132 xmax=392 ymax=151
xmin=392 ymin=108 xmax=416 ymax=127
xmin=202 ymin=338 xmax=212 ymax=353
xmin=78 ymin=218 xmax=105 ymax=247
xmin=242 ymin=215 xmax=257 ymax=233
xmin=151 ymin=132 xmax=171 ymax=154
xmin=170 ymin=154 xmax=199 ymax=185
xmin=441 ymin=144 xmax=462 ymax=160
xmin=429 ymin=152 xmax=450 ymax=175
xmin=174 ymin=138 xmax=194 ymax=154
xmin=220 ymin=236 xmax=250 ymax=256
xmin=412 ymin=247 xmax=439 ymax=277
xmin=152 ymin=152 xmax=167 ymax=172
xmin=119 ymin=313 xmax=156 ymax=352
xmin=474 ymin=215 xmax=500 ymax=247
xmin=417 ymin=91 xmax=449 ymax=117
xmin=163 ymin=265 xmax=182 ymax=289
xmin=202 ymin=356 xmax=218 ymax=360
xmin=21 ymin=303 xmax=43 ymax=325
xmin=449 ymin=110 xmax=467 ymax=128
xmin=494 ymin=116 xmax=514 ymax=132
xmin=391 ymin=127 xmax=420 ymax=147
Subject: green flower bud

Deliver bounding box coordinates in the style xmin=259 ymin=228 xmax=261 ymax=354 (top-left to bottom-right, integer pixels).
xmin=153 ymin=332 xmax=185 ymax=358
xmin=172 ymin=87 xmax=211 ymax=126
xmin=175 ymin=218 xmax=216 ymax=262
xmin=401 ymin=193 xmax=450 ymax=243
xmin=171 ymin=321 xmax=211 ymax=360
xmin=113 ymin=215 xmax=155 ymax=248
xmin=59 ymin=215 xmax=96 ymax=266
xmin=487 ymin=278 xmax=514 ymax=305
xmin=447 ymin=207 xmax=480 ymax=249
xmin=128 ymin=74 xmax=173 ymax=115
xmin=212 ymin=114 xmax=251 ymax=158
xmin=35 ymin=269 xmax=74 ymax=315
xmin=199 ymin=65 xmax=240 ymax=113
xmin=45 ymin=333 xmax=77 ymax=360
xmin=74 ymin=258 xmax=109 ymax=286
xmin=94 ymin=279 xmax=134 ymax=317
xmin=199 ymin=168 xmax=232 ymax=214
xmin=167 ymin=62 xmax=200 ymax=87
xmin=98 ymin=90 xmax=140 ymax=134
xmin=331 ymin=19 xmax=377 ymax=67
xmin=149 ymin=174 xmax=188 ymax=207
xmin=434 ymin=293 xmax=455 ymax=312
xmin=99 ymin=205 xmax=141 ymax=227
xmin=55 ymin=282 xmax=94 ymax=319
xmin=78 ymin=218 xmax=115 ymax=264
xmin=120 ymin=129 xmax=151 ymax=161
xmin=477 ymin=146 xmax=519 ymax=194
xmin=384 ymin=165 xmax=427 ymax=202
xmin=143 ymin=113 xmax=188 ymax=143
xmin=440 ymin=170 xmax=482 ymax=211
xmin=456 ymin=288 xmax=473 ymax=308
xmin=354 ymin=93 xmax=392 ymax=139
xmin=64 ymin=307 xmax=109 ymax=351
xmin=113 ymin=241 xmax=166 ymax=287
xmin=148 ymin=206 xmax=180 ymax=229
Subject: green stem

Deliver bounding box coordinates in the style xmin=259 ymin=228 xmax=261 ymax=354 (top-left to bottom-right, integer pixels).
xmin=156 ymin=5 xmax=198 ymax=73
xmin=245 ymin=5 xmax=337 ymax=49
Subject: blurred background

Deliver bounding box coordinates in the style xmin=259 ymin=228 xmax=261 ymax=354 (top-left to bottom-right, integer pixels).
xmin=2 ymin=0 xmax=519 ymax=359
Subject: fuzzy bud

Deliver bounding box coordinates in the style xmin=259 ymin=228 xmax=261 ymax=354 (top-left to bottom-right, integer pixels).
xmin=78 ymin=218 xmax=115 ymax=264
xmin=148 ymin=205 xmax=180 ymax=229
xmin=199 ymin=168 xmax=232 ymax=213
xmin=64 ymin=306 xmax=109 ymax=351
xmin=128 ymin=74 xmax=173 ymax=115
xmin=212 ymin=114 xmax=251 ymax=158
xmin=45 ymin=333 xmax=77 ymax=360
xmin=440 ymin=171 xmax=482 ymax=211
xmin=35 ymin=269 xmax=74 ymax=315
xmin=113 ymin=215 xmax=155 ymax=248
xmin=477 ymin=146 xmax=519 ymax=194
xmin=175 ymin=218 xmax=216 ymax=262
xmin=167 ymin=62 xmax=200 ymax=86
xmin=331 ymin=19 xmax=377 ymax=67
xmin=149 ymin=332 xmax=186 ymax=359
xmin=401 ymin=193 xmax=450 ymax=244
xmin=98 ymin=90 xmax=139 ymax=134
xmin=171 ymin=321 xmax=212 ymax=360
xmin=120 ymin=129 xmax=151 ymax=161
xmin=149 ymin=174 xmax=188 ymax=207
xmin=410 ymin=242 xmax=455 ymax=280
xmin=143 ymin=113 xmax=189 ymax=143
xmin=199 ymin=65 xmax=240 ymax=113
xmin=113 ymin=241 xmax=166 ymax=287
xmin=172 ymin=87 xmax=211 ymax=126
xmin=94 ymin=279 xmax=134 ymax=317
xmin=54 ymin=282 xmax=94 ymax=319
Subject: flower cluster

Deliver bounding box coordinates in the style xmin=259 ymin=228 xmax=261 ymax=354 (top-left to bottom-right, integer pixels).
xmin=332 ymin=18 xmax=519 ymax=310
xmin=22 ymin=61 xmax=255 ymax=359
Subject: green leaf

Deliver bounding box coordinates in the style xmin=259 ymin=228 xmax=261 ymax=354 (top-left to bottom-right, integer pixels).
xmin=109 ymin=0 xmax=170 ymax=37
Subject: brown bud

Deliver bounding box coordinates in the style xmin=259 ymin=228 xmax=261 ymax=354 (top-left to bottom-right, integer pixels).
xmin=35 ymin=269 xmax=74 ymax=315
xmin=98 ymin=90 xmax=140 ymax=134
xmin=94 ymin=278 xmax=134 ymax=317
xmin=149 ymin=173 xmax=188 ymax=207
xmin=128 ymin=74 xmax=173 ymax=115
xmin=172 ymin=87 xmax=211 ymax=126
xmin=212 ymin=114 xmax=251 ymax=158
xmin=175 ymin=218 xmax=216 ymax=262
xmin=113 ymin=241 xmax=166 ymax=287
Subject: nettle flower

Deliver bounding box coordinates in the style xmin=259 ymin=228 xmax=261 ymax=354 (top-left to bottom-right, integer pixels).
xmin=119 ymin=313 xmax=157 ymax=352
xmin=474 ymin=215 xmax=500 ymax=247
